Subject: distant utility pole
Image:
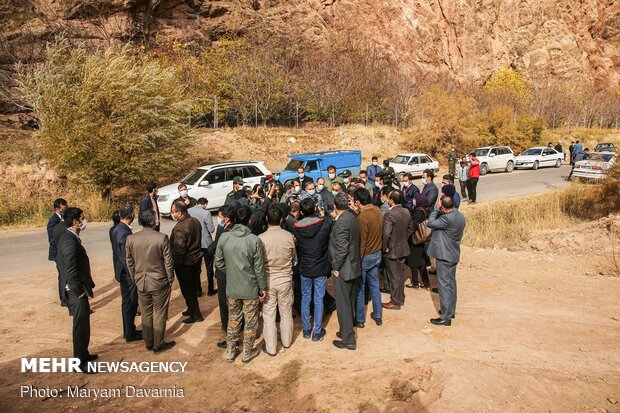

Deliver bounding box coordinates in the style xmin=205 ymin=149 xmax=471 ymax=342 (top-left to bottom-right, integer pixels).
xmin=255 ymin=101 xmax=258 ymax=127
xmin=296 ymin=102 xmax=299 ymax=129
xmin=395 ymin=104 xmax=399 ymax=131
xmin=331 ymin=106 xmax=335 ymax=128
xmin=365 ymin=103 xmax=369 ymax=127
xmin=214 ymin=95 xmax=219 ymax=129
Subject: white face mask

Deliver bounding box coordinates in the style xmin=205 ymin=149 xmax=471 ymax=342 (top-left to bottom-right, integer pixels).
xmin=274 ymin=175 xmax=280 ymax=181
xmin=343 ymin=178 xmax=350 ymax=184
xmin=403 ymin=181 xmax=409 ymax=187
xmin=317 ymin=184 xmax=324 ymax=191
xmin=328 ymin=173 xmax=335 ymax=179
xmin=375 ymin=181 xmax=381 ymax=188
xmin=294 ymin=185 xmax=301 ymax=193
xmin=298 ymin=173 xmax=305 ymax=179
xmin=179 ymin=190 xmax=188 ymax=198
xmin=421 ymin=178 xmax=427 ymax=185
xmin=372 ymin=161 xmax=378 ymax=166
xmin=79 ymin=218 xmax=88 ymax=232
xmin=307 ymin=189 xmax=316 ymax=196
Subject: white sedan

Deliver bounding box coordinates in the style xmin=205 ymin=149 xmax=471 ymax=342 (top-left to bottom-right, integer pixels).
xmin=389 ymin=153 xmax=440 ymax=179
xmin=572 ymin=152 xmax=616 ymax=179
xmin=514 ymin=147 xmax=564 ymax=170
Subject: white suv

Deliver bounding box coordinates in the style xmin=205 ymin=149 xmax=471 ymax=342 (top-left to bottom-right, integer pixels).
xmin=469 ymin=146 xmax=515 ymax=175
xmin=156 ymin=161 xmax=271 ymax=214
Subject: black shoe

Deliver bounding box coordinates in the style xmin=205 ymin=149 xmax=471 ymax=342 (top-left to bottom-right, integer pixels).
xmin=312 ymin=328 xmax=326 ymax=342
xmin=146 ymin=345 xmax=153 ymax=351
xmin=197 ymin=290 xmax=203 ymax=298
xmin=430 ymin=318 xmax=451 ymax=326
xmin=207 ymin=289 xmax=218 ymax=296
xmin=370 ymin=312 xmax=383 ymax=326
xmin=303 ymin=330 xmax=311 ymax=339
xmin=242 ymin=348 xmax=260 ymax=364
xmin=353 ymin=321 xmax=365 ymax=328
xmin=182 ymin=316 xmax=204 ymax=324
xmin=332 ymin=340 xmax=356 ymax=350
xmin=261 ymin=343 xmax=276 ymax=357
xmin=421 ymin=285 xmax=431 ymax=290
xmin=438 ymin=310 xmax=456 ymax=319
xmin=60 ymin=301 xmax=68 ymax=307
xmin=405 ymin=283 xmax=419 ymax=289
xmin=87 ymin=354 xmax=98 ymax=362
xmin=153 ymin=341 xmax=176 ymax=353
xmin=182 ymin=309 xmax=191 ymax=316
xmin=126 ymin=331 xmax=143 ymax=342
xmin=217 ymin=340 xmax=227 ymax=349
xmin=79 ymin=363 xmax=97 ymax=374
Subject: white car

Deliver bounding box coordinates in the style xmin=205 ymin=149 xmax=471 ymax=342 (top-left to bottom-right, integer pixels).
xmin=515 ymin=147 xmax=563 ymax=170
xmin=572 ymin=152 xmax=616 ymax=179
xmin=469 ymin=146 xmax=515 ymax=175
xmin=156 ymin=161 xmax=271 ymax=215
xmin=389 ymin=153 xmax=440 ymax=179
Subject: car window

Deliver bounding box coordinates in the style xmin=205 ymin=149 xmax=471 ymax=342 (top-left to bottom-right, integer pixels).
xmin=419 ymin=156 xmax=431 ymax=163
xmin=522 ymin=148 xmax=541 ymax=156
xmin=391 ymin=155 xmax=410 ymax=164
xmin=205 ymin=169 xmax=226 ymax=184
xmin=472 ymin=148 xmax=490 ymax=157
xmin=409 ymin=156 xmax=419 ymax=164
xmin=504 ymin=147 xmax=513 ymax=154
xmin=489 ymin=148 xmax=497 ymax=155
xmin=305 ymin=160 xmax=318 ymax=171
xmin=181 ymin=168 xmax=207 ymax=185
xmin=284 ymin=159 xmax=304 ymax=171
xmin=243 ymin=165 xmax=263 ymax=178
xmin=543 ymin=148 xmax=554 ymax=155
xmin=226 ymin=166 xmax=244 ymax=181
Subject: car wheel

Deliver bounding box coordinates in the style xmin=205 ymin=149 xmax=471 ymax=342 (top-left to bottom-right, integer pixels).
xmin=554 ymin=159 xmax=561 ymax=168
xmin=397 ymin=172 xmax=405 ymax=181
xmin=480 ymin=163 xmax=489 ymax=175
xmin=505 ymin=161 xmax=514 ymax=173
xmin=532 ymin=161 xmax=539 ymax=170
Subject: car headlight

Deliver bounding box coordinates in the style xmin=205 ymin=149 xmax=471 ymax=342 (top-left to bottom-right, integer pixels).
xmin=157 ymin=194 xmax=169 ymax=202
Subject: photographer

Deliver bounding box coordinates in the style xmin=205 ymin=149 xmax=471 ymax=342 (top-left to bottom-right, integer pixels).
xmin=247 ymin=183 xmax=278 ymax=236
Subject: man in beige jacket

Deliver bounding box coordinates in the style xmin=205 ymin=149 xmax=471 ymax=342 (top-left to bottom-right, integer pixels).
xmin=258 ymin=207 xmax=296 ymax=356
xmin=126 ymin=210 xmax=176 ymax=353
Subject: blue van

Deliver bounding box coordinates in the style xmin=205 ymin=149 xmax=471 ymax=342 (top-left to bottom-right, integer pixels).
xmin=278 ymin=150 xmax=362 ymax=184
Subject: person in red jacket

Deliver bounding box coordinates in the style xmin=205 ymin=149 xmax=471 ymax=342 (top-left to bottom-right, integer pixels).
xmin=467 ymin=153 xmax=480 ymax=204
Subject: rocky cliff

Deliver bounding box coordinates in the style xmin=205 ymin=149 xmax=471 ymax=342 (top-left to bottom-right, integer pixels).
xmin=1 ymin=0 xmax=619 ymax=117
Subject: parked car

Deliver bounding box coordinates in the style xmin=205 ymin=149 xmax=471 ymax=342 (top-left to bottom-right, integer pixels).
xmin=156 ymin=161 xmax=272 ymax=215
xmin=278 ymin=150 xmax=361 ymax=184
xmin=572 ymin=152 xmax=617 ymax=180
xmin=514 ymin=147 xmax=564 ymax=170
xmin=595 ymin=142 xmax=616 ymax=152
xmin=469 ymin=146 xmax=515 ymax=175
xmin=389 ymin=153 xmax=440 ymax=180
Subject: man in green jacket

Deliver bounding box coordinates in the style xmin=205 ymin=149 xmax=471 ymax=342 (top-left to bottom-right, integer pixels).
xmin=215 ymin=206 xmax=267 ymax=364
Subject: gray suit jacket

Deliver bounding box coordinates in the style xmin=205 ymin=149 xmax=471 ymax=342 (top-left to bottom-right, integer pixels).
xmin=382 ymin=205 xmax=414 ymax=259
xmin=126 ymin=227 xmax=175 ymax=293
xmin=328 ymin=211 xmax=360 ymax=281
xmin=426 ymin=208 xmax=466 ymax=263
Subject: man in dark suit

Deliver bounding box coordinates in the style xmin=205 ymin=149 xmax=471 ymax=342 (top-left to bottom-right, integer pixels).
xmin=329 ymin=193 xmax=361 ymax=350
xmin=56 ymin=207 xmax=97 ymax=373
xmin=47 ymin=198 xmax=68 ymax=306
xmin=209 ymin=205 xmax=235 ymax=349
xmin=111 ymin=205 xmax=142 ymax=342
xmin=139 ymin=181 xmax=160 ymax=231
xmin=382 ymin=190 xmax=414 ymax=310
xmin=421 ymin=169 xmax=439 ymax=207
xmin=427 ymin=195 xmax=466 ymax=326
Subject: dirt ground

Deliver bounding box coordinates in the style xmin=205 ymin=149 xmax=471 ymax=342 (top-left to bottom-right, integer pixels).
xmin=0 ymin=221 xmax=619 ymax=413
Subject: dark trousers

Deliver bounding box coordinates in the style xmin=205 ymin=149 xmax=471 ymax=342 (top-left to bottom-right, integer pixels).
xmin=120 ymin=272 xmax=139 ymax=339
xmin=334 ymin=275 xmax=357 ymax=345
xmin=467 ymin=178 xmax=479 ymax=202
xmin=459 ymin=180 xmax=468 ymax=199
xmin=380 ymin=258 xmax=391 ymax=290
xmin=66 ymin=290 xmax=91 ymax=364
xmin=410 ymin=266 xmax=430 ymax=287
xmin=176 ymin=263 xmax=203 ymax=320
xmin=57 ymin=269 xmax=67 ymax=306
xmin=201 ymin=248 xmax=216 ymax=293
xmin=386 ymin=257 xmax=406 ymax=306
xmin=436 ymin=259 xmax=458 ymax=322
xmin=216 ymin=271 xmax=228 ymax=331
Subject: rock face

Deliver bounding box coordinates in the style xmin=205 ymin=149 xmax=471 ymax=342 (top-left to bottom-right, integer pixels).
xmin=1 ymin=0 xmax=619 ymax=117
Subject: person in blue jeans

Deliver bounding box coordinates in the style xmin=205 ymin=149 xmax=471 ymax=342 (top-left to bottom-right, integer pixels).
xmin=291 ymin=198 xmax=333 ymax=341
xmin=353 ymin=189 xmax=384 ymax=326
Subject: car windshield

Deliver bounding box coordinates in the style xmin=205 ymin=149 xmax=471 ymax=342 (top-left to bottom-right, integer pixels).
xmin=588 ymin=153 xmax=615 ymax=162
xmin=596 ymin=144 xmax=613 ymax=149
xmin=284 ymin=159 xmax=304 ymax=171
xmin=391 ymin=155 xmax=411 ymax=164
xmin=181 ymin=168 xmax=207 ymax=185
xmin=522 ymin=148 xmax=541 ymax=156
xmin=472 ymin=148 xmax=490 ymax=157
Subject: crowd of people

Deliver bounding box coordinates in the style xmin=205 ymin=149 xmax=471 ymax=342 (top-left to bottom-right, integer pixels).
xmin=47 ymin=157 xmax=467 ymax=372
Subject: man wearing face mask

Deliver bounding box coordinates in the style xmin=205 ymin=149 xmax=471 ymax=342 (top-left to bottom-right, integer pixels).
xmin=112 ymin=205 xmax=142 ymax=342
xmin=341 ymin=169 xmax=353 ymax=187
xmin=401 ymin=173 xmax=419 ymax=210
xmin=323 ymin=165 xmax=343 ymax=191
xmin=297 ymin=167 xmax=313 ymax=190
xmin=175 ymin=183 xmax=197 ymax=208
xmin=359 ymin=170 xmax=374 ymax=192
xmin=189 ymin=197 xmax=216 ymax=297
xmin=366 ymin=156 xmax=382 ymax=182
xmin=299 ymin=181 xmax=324 ymax=211
xmin=316 ymin=177 xmax=334 ymax=215
xmin=139 ymin=182 xmax=160 ymax=231
xmin=170 ymin=200 xmax=204 ymax=324
xmin=208 ymin=205 xmax=236 ymax=349
xmin=421 ymin=169 xmax=439 ymax=207
xmin=56 ymin=207 xmax=97 ymax=373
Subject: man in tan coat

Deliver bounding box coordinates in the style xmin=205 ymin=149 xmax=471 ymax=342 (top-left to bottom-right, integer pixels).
xmin=258 ymin=207 xmax=296 ymax=356
xmin=126 ymin=209 xmax=176 ymax=353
